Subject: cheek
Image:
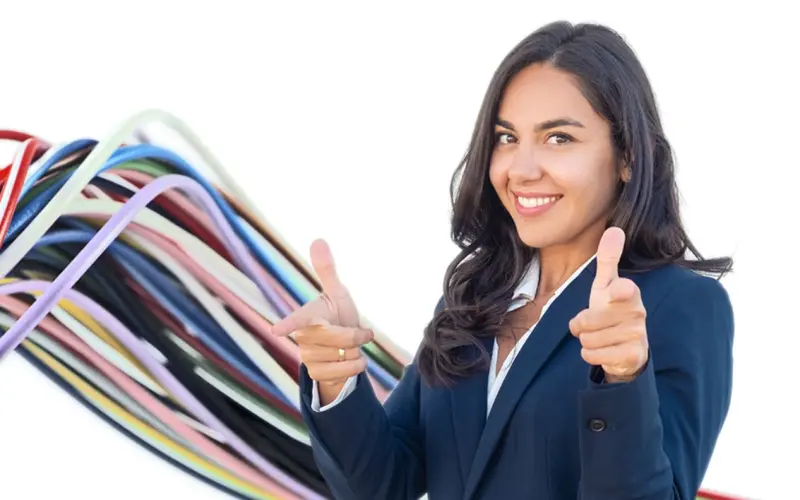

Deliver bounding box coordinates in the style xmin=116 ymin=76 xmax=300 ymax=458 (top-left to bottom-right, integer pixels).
xmin=549 ymin=154 xmax=617 ymax=212
xmin=488 ymin=155 xmax=510 ymax=200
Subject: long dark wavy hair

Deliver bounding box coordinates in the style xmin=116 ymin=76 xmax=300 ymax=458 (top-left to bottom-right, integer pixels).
xmin=416 ymin=21 xmax=733 ymax=387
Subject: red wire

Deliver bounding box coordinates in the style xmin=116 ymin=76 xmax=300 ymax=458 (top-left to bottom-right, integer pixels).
xmin=0 ymin=127 xmax=751 ymax=500
xmin=0 ymin=130 xmax=37 ymax=143
xmin=0 ymin=138 xmax=37 ymax=245
xmin=0 ymin=128 xmax=47 ymax=185
xmin=697 ymin=490 xmax=746 ymax=500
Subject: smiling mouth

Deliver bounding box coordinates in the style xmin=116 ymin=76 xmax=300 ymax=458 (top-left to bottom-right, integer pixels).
xmin=516 ymin=195 xmax=562 ymax=208
xmin=511 ymin=193 xmax=563 ymax=217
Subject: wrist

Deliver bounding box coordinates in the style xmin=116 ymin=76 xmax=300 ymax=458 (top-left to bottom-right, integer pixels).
xmin=318 ymin=380 xmax=347 ymax=406
xmin=604 ymin=372 xmax=638 ymax=383
xmin=603 ymin=359 xmax=647 ymax=384
xmin=601 ymin=347 xmax=649 ymax=384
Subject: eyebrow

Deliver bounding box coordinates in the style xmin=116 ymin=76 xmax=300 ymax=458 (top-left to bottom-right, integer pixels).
xmin=496 ymin=117 xmax=585 ymax=132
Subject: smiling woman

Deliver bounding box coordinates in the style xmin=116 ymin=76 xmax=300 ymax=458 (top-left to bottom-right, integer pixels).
xmin=490 ymin=63 xmax=620 ymax=250
xmin=276 ymin=20 xmax=736 ymax=500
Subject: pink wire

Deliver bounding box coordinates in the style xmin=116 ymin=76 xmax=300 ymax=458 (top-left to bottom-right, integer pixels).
xmin=114 ymin=169 xmax=302 ymax=312
xmin=0 ymin=294 xmax=288 ymax=496
xmin=0 ymin=173 xmax=322 ymax=500
xmin=87 ymin=169 xmax=390 ymax=399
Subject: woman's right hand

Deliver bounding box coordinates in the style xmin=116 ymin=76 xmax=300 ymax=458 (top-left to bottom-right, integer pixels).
xmin=271 ymin=239 xmax=373 ymax=401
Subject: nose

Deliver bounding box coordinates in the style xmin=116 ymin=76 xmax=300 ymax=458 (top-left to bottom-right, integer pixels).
xmin=507 ymin=143 xmax=544 ymax=183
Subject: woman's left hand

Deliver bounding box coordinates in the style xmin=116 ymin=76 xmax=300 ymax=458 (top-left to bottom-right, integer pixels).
xmin=569 ymin=227 xmax=649 ymax=383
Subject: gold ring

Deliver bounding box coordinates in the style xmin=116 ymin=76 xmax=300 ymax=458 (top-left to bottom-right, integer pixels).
xmin=337 ymin=348 xmax=346 ymax=362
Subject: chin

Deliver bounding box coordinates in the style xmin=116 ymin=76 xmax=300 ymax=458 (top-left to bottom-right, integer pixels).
xmin=513 ymin=220 xmax=578 ymax=250
xmin=516 ymin=228 xmax=561 ymax=249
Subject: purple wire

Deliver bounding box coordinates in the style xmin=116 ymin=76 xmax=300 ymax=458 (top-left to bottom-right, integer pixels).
xmin=0 ymin=174 xmax=321 ymax=500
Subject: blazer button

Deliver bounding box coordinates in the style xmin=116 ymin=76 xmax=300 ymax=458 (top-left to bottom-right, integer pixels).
xmin=588 ymin=418 xmax=606 ymax=432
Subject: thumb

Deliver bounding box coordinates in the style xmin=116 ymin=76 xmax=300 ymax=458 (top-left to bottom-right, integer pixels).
xmin=269 ymin=240 xmax=345 ymax=337
xmin=592 ymin=227 xmax=625 ymax=292
xmin=310 ymin=238 xmax=347 ymax=298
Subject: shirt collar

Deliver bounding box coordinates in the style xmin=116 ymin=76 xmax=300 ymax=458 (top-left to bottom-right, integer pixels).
xmin=509 ymin=252 xmax=597 ymax=309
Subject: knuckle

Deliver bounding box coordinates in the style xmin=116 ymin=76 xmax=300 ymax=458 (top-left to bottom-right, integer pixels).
xmin=572 ymin=311 xmax=588 ymax=331
xmin=360 ymin=328 xmax=374 ymax=345
xmin=625 ymin=320 xmax=645 ymax=339
xmin=349 ymin=329 xmax=360 ymax=347
xmin=587 ymin=333 xmax=604 ymax=349
xmin=295 ymin=325 xmax=321 ymax=344
xmin=293 ymin=328 xmax=309 ymax=344
xmin=618 ymin=278 xmax=635 ymax=293
xmin=305 ymin=363 xmax=323 ymax=381
xmin=625 ymin=345 xmax=641 ymax=365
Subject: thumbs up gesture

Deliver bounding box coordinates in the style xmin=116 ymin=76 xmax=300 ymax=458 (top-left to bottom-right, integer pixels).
xmin=569 ymin=227 xmax=649 ymax=383
xmin=272 ymin=239 xmax=373 ymax=391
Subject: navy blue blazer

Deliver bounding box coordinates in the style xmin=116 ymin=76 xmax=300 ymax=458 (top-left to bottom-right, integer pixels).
xmin=299 ymin=260 xmax=734 ymax=499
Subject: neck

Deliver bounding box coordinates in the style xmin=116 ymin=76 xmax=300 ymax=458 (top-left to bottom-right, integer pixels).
xmin=537 ymin=222 xmax=605 ymax=295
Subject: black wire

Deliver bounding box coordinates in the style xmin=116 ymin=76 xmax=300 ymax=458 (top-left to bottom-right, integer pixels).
xmin=10 ymin=238 xmax=332 ymax=497
xmin=13 ymin=346 xmax=258 ymax=500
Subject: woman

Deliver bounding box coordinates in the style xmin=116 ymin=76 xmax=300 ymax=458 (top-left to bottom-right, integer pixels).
xmin=273 ymin=20 xmax=734 ymax=500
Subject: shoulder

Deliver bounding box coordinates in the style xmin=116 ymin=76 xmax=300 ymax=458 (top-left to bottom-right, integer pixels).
xmin=632 ymin=264 xmax=734 ymax=354
xmin=629 ymin=264 xmax=732 ymax=320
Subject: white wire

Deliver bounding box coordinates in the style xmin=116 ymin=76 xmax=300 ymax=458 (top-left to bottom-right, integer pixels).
xmin=0 ymin=109 xmax=409 ymax=360
xmin=17 ymin=324 xmax=184 ymax=443
xmin=45 ymin=303 xmax=168 ymax=397
xmin=63 ymin=197 xmax=281 ymax=322
xmin=122 ymin=229 xmax=300 ymax=405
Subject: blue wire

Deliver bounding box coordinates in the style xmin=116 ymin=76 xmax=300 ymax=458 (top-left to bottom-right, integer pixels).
xmin=53 ymin=219 xmax=248 ymax=357
xmin=16 ymin=141 xmax=399 ymax=390
xmin=31 ymin=230 xmax=295 ymax=408
xmin=12 ymin=143 xmax=307 ymax=307
xmin=21 ymin=139 xmax=97 ymax=195
xmin=34 ymin=225 xmax=397 ymax=392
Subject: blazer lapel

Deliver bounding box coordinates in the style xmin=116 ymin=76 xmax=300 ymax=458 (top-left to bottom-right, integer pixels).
xmin=450 ymin=335 xmax=493 ymax=486
xmin=462 ymin=260 xmax=597 ymax=500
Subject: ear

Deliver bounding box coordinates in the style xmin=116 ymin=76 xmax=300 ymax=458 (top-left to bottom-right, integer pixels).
xmin=620 ymin=164 xmax=632 ymax=183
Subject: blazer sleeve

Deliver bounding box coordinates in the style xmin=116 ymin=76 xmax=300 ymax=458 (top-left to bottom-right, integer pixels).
xmin=298 ymin=299 xmax=444 ymax=500
xmin=576 ymin=273 xmax=734 ymax=500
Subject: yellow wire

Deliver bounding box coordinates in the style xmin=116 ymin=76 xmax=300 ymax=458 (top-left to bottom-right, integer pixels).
xmin=14 ymin=272 xmax=130 ymax=357
xmin=1 ymin=276 xmax=165 ymax=394
xmin=20 ymin=340 xmax=277 ymax=500
xmin=60 ymin=300 xmax=130 ymax=358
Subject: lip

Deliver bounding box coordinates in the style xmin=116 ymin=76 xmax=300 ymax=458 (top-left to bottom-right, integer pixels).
xmin=512 ymin=192 xmax=562 ymax=217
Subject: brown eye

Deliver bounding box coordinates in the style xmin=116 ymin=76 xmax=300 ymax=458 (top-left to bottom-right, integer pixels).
xmin=496 ymin=132 xmax=517 ymax=145
xmin=546 ymin=133 xmax=573 ymax=145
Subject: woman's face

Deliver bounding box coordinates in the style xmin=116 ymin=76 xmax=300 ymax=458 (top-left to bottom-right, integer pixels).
xmin=489 ymin=63 xmax=622 ymax=251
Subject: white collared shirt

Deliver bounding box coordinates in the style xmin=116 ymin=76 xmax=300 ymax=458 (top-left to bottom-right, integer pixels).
xmin=311 ymin=254 xmax=596 ymax=416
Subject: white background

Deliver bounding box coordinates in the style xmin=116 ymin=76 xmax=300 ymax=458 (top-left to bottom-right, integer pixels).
xmin=0 ymin=2 xmax=795 ymax=499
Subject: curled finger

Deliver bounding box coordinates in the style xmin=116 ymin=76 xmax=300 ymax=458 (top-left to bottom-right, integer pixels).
xmin=300 ymin=344 xmax=363 ymax=363
xmin=295 ymin=324 xmax=374 ymax=348
xmin=270 ymin=296 xmax=335 ymax=337
xmin=577 ymin=321 xmax=645 ymax=349
xmin=305 ymin=357 xmax=368 ymax=383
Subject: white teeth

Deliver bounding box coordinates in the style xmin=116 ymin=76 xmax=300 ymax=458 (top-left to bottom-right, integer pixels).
xmin=517 ymin=195 xmax=559 ymax=208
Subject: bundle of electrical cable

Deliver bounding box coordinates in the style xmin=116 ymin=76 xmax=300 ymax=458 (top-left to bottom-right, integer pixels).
xmin=0 ymin=110 xmax=742 ymax=500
